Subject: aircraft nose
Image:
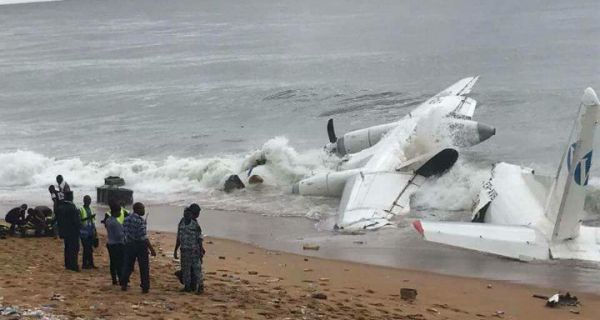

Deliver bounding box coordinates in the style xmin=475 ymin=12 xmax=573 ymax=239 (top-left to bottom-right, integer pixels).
xmin=477 ymin=123 xmax=496 ymax=142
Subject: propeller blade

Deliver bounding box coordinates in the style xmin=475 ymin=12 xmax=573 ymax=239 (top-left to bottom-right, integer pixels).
xmin=327 ymin=118 xmax=337 ymax=143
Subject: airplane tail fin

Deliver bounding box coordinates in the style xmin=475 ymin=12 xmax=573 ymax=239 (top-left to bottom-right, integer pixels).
xmin=545 ymin=88 xmax=600 ymax=241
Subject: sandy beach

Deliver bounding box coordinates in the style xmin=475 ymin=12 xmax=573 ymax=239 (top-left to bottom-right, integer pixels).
xmin=0 ymin=229 xmax=598 ymax=320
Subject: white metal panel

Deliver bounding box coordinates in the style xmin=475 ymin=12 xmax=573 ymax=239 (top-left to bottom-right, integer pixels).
xmin=418 ymin=221 xmax=550 ymax=261
xmin=485 ymin=162 xmax=547 ymax=227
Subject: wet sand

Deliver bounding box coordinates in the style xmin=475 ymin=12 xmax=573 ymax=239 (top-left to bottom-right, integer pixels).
xmin=143 ymin=205 xmax=600 ymax=294
xmin=1 ymin=230 xmax=599 ymax=319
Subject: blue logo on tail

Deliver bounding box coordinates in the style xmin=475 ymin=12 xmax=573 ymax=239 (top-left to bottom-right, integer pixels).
xmin=574 ymin=150 xmax=593 ymax=186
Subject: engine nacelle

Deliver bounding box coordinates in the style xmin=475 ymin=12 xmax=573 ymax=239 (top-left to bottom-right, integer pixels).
xmin=445 ymin=118 xmax=495 ymax=147
xmin=333 ymin=122 xmax=398 ymax=156
xmin=292 ymin=169 xmax=359 ymax=197
xmin=415 ymin=118 xmax=495 ymax=149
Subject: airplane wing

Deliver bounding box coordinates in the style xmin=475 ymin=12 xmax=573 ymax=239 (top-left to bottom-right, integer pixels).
xmin=434 ymin=76 xmax=479 ymax=98
xmin=413 ymin=220 xmax=551 ymax=261
xmin=412 ymin=76 xmax=480 ymax=118
xmin=335 ymin=172 xmax=424 ymax=231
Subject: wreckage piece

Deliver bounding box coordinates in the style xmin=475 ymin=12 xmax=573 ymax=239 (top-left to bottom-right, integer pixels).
xmin=248 ymin=175 xmax=264 ymax=185
xmin=223 ymin=175 xmax=245 ymax=193
xmin=546 ymin=292 xmax=579 ymax=308
xmin=96 ymin=176 xmax=133 ymax=205
xmin=400 ymin=288 xmax=418 ymax=301
xmin=295 ymin=77 xmax=494 ymax=231
xmin=416 ymin=88 xmax=600 ymax=263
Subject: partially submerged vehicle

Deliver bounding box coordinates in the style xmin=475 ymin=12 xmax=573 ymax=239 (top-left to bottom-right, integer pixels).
xmin=294 ymin=77 xmax=496 ymax=231
xmin=415 ymin=88 xmax=600 ymax=262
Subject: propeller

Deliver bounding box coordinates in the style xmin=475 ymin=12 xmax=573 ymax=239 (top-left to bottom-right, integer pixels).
xmin=327 ymin=118 xmax=337 ymax=143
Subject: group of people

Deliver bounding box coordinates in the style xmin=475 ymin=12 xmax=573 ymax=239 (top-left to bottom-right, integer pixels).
xmin=4 ymin=203 xmax=54 ymax=236
xmin=4 ymin=175 xmax=206 ymax=295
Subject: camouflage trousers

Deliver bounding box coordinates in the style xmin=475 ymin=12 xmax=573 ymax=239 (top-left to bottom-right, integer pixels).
xmin=181 ymin=249 xmax=203 ymax=289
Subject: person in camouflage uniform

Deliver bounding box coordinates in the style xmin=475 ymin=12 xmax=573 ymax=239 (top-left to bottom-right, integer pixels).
xmin=174 ymin=204 xmax=204 ymax=294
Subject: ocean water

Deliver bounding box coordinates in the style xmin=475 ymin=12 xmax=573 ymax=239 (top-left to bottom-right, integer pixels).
xmin=1 ymin=0 xmax=599 ymax=220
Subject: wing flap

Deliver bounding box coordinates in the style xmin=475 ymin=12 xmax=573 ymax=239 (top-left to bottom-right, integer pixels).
xmin=336 ymin=172 xmax=414 ymax=230
xmin=415 ymin=220 xmax=550 ymax=261
xmin=452 ymin=97 xmax=477 ymax=119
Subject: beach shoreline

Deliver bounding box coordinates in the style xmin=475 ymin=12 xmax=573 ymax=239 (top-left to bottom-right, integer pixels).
xmin=0 ymin=230 xmax=599 ymax=319
xmin=3 ymin=203 xmax=600 ymax=296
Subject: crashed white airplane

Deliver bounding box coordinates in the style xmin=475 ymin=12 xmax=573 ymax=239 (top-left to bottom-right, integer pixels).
xmin=415 ymin=88 xmax=600 ymax=262
xmin=293 ymin=77 xmax=495 ymax=230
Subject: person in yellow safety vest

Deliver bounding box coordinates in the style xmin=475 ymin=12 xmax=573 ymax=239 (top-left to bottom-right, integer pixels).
xmin=79 ymin=195 xmax=97 ymax=269
xmin=102 ymin=201 xmax=129 ymax=225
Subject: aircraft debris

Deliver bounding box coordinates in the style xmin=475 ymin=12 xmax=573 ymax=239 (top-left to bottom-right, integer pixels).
xmin=248 ymin=175 xmax=264 ymax=184
xmin=302 ymin=244 xmax=320 ymax=250
xmin=426 ymin=307 xmax=439 ymax=314
xmin=400 ymin=288 xmax=418 ymax=301
xmin=310 ymin=292 xmax=327 ymax=300
xmin=545 ymin=292 xmax=579 ymax=308
xmin=417 ymin=88 xmax=600 ymax=263
xmin=295 ymin=77 xmax=493 ymax=231
xmin=223 ymin=175 xmax=245 ymax=193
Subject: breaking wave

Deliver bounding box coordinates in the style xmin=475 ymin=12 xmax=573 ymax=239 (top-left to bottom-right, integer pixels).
xmin=5 ymin=134 xmax=596 ymax=223
xmin=0 ymin=137 xmax=334 ymax=211
xmin=412 ymin=157 xmax=493 ymax=213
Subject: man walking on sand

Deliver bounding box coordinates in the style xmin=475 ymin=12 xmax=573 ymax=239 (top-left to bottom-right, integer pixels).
xmin=121 ymin=202 xmax=156 ymax=293
xmin=58 ymin=191 xmax=81 ymax=272
xmin=174 ymin=203 xmax=205 ymax=294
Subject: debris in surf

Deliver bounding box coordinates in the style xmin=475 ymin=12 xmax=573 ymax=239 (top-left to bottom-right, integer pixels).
xmin=302 ymin=244 xmax=320 ymax=250
xmin=248 ymin=175 xmax=264 ymax=185
xmin=223 ymin=174 xmax=245 ymax=192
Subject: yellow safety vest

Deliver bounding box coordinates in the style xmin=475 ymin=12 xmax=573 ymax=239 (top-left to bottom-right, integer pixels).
xmin=80 ymin=207 xmax=93 ymax=223
xmin=105 ymin=208 xmax=127 ymax=224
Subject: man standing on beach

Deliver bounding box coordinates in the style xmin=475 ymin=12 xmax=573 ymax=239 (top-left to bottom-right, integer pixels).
xmin=105 ymin=201 xmax=125 ymax=285
xmin=174 ymin=204 xmax=204 ymax=293
xmin=79 ymin=195 xmax=97 ymax=269
xmin=121 ymin=202 xmax=156 ymax=293
xmin=58 ymin=192 xmax=81 ymax=272
xmin=56 ymin=175 xmax=71 ymax=201
xmin=102 ymin=199 xmax=128 ymax=225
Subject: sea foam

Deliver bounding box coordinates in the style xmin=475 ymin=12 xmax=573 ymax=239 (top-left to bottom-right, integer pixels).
xmin=0 ymin=137 xmax=332 ymax=208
